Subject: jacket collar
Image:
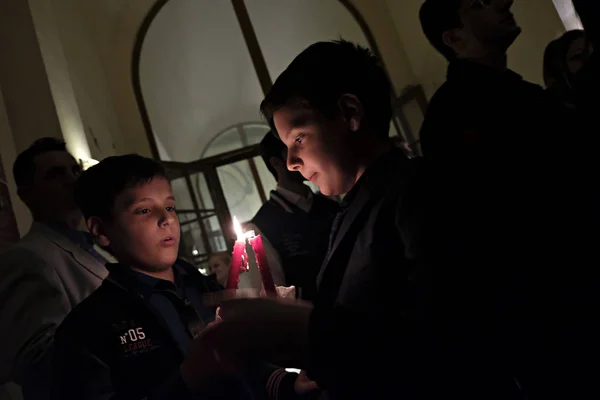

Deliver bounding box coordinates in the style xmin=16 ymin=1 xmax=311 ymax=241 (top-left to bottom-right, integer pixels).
xmin=318 ymin=148 xmax=409 ymax=284
xmin=28 ymin=222 xmax=107 ymax=280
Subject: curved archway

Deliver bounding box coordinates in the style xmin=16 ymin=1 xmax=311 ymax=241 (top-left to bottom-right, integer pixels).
xmin=132 ymin=0 xmax=169 ymax=160
xmin=132 ymin=0 xmax=394 ymax=161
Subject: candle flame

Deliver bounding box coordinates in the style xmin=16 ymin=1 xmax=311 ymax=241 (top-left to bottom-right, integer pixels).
xmin=233 ymin=216 xmax=245 ymax=242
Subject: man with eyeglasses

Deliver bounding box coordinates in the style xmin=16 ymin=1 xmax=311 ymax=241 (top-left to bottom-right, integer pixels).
xmin=0 ymin=138 xmax=110 ymax=399
xmin=418 ymin=1 xmax=600 ymax=399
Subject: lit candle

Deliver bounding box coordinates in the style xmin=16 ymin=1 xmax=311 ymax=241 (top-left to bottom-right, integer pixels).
xmin=225 ymin=217 xmax=246 ymax=290
xmin=249 ymin=233 xmax=277 ymax=296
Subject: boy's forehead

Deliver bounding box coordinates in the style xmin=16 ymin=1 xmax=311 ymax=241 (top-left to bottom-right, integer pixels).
xmin=116 ymin=178 xmax=173 ymax=207
xmin=274 ymin=106 xmax=319 ymax=138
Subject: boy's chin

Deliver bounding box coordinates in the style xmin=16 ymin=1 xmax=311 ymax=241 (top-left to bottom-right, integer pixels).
xmin=146 ymin=256 xmax=178 ymax=272
xmin=139 ymin=263 xmax=173 ymax=273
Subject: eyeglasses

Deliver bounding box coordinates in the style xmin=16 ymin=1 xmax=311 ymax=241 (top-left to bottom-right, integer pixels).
xmin=468 ymin=0 xmax=493 ymax=10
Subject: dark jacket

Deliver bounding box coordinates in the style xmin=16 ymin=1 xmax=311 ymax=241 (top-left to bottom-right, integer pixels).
xmin=252 ymin=191 xmax=339 ymax=302
xmin=420 ymin=59 xmax=563 ymax=161
xmin=419 ymin=59 xmax=600 ymax=399
xmin=50 ymin=260 xmax=298 ymax=399
xmin=306 ymin=148 xmax=439 ymax=400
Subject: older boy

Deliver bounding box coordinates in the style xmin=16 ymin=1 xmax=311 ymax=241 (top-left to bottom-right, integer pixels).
xmin=195 ymin=40 xmax=436 ymax=400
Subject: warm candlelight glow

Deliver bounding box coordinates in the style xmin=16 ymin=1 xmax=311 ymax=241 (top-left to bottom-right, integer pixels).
xmin=232 ymin=216 xmax=245 ymax=242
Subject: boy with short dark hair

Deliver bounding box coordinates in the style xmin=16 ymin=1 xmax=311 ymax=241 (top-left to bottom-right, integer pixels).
xmin=248 ymin=132 xmax=339 ymax=302
xmin=51 ymin=154 xmax=307 ymax=399
xmin=200 ymin=40 xmax=433 ymax=400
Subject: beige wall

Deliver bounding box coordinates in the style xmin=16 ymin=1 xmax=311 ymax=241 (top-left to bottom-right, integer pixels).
xmin=48 ymin=0 xmax=123 ymax=161
xmin=28 ymin=0 xmax=92 ymax=162
xmin=508 ymin=0 xmax=565 ymax=85
xmin=0 ymin=0 xmax=64 ymax=235
xmin=0 ymin=89 xmax=32 ymax=237
xmin=386 ymin=0 xmax=446 ymax=99
xmin=0 ymin=0 xmax=63 ymax=153
xmin=70 ymin=0 xmax=155 ymax=158
xmin=386 ymin=0 xmax=565 ymax=99
xmin=350 ymin=0 xmax=417 ymax=95
xmin=0 ymin=0 xmax=569 ymax=238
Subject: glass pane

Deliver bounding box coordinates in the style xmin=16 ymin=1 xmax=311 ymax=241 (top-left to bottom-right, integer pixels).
xmin=254 ymin=156 xmax=277 ymax=197
xmin=202 ymin=127 xmax=243 ymax=158
xmin=389 ymin=119 xmax=401 ymax=138
xmin=171 ymin=177 xmax=195 ymax=210
xmin=403 ymin=100 xmax=425 ymax=143
xmin=243 ymin=124 xmax=271 ymax=146
xmin=304 ymin=181 xmax=320 ymax=194
xmin=218 ymin=160 xmax=263 ymax=224
xmin=179 ymin=212 xmax=190 ymax=224
xmin=247 ymin=0 xmax=371 ymax=81
xmin=190 ymin=172 xmax=214 ymax=209
xmin=205 ymin=216 xmax=227 ymax=253
xmin=180 ymin=220 xmax=206 ymax=260
xmin=141 ymin=0 xmax=265 ymax=162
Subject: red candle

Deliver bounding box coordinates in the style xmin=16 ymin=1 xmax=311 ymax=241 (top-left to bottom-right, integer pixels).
xmin=225 ymin=217 xmax=246 ymax=290
xmin=249 ymin=234 xmax=277 ymax=296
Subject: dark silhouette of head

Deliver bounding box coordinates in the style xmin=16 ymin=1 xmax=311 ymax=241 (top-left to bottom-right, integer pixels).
xmin=13 ymin=137 xmax=81 ymax=221
xmin=544 ymin=30 xmax=589 ymax=93
xmin=573 ymin=0 xmax=600 ymax=45
xmin=420 ymin=0 xmax=521 ymax=61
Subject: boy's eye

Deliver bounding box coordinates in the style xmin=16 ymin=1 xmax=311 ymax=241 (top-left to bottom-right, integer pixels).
xmin=135 ymin=208 xmax=151 ymax=215
xmin=295 ymin=135 xmax=303 ymax=144
xmin=166 ymin=206 xmax=177 ymax=212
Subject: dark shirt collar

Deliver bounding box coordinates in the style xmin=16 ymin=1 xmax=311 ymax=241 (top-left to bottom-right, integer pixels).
xmin=447 ymin=58 xmax=523 ymax=83
xmin=341 ymin=146 xmax=406 ymax=208
xmin=131 ymin=264 xmax=187 ymax=289
xmin=106 ymin=262 xmax=189 ymax=298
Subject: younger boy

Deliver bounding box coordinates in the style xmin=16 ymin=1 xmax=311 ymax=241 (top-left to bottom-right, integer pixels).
xmin=50 ymin=155 xmax=305 ymax=399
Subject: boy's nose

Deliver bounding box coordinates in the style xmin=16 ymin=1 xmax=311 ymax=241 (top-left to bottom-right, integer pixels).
xmin=287 ymin=150 xmax=302 ymax=171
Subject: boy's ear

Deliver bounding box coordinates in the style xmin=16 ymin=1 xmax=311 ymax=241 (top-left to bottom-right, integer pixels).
xmin=337 ymin=93 xmax=364 ymax=132
xmin=442 ymin=28 xmax=463 ymax=55
xmin=87 ymin=216 xmax=111 ymax=247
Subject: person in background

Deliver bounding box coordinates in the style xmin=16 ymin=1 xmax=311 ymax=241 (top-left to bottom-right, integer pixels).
xmin=247 ymin=132 xmax=339 ymax=302
xmin=51 ymin=154 xmax=312 ymax=399
xmin=419 ymin=0 xmax=600 ymax=398
xmin=207 ymin=252 xmax=231 ymax=287
xmin=572 ymin=0 xmax=599 ymax=131
xmin=207 ymin=252 xmax=259 ymax=292
xmin=543 ymin=30 xmax=590 ymax=111
xmin=0 ymin=138 xmax=109 ymax=399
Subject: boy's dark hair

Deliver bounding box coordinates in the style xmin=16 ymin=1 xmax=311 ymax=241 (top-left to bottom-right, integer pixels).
xmin=259 ymin=132 xmax=286 ymax=181
xmin=75 ymin=154 xmax=167 ymax=220
xmin=420 ymin=0 xmax=463 ymax=61
xmin=260 ymin=40 xmax=392 ymax=139
xmin=13 ymin=137 xmax=68 ymax=188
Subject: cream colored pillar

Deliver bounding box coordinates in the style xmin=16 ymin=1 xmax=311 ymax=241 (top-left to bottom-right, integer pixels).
xmin=508 ymin=0 xmax=565 ymax=85
xmin=0 ymin=0 xmax=63 ymax=153
xmin=27 ymin=0 xmax=92 ymax=162
xmin=349 ymin=0 xmax=418 ymax=95
xmin=0 ymin=88 xmax=31 ymax=237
